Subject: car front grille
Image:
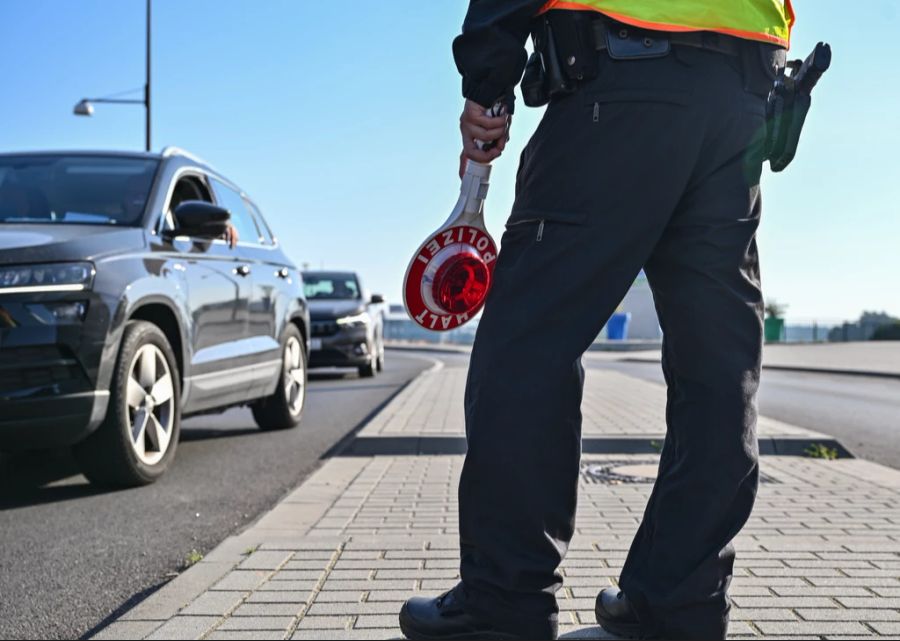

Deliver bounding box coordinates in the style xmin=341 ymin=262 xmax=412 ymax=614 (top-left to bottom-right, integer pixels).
xmin=0 ymin=346 xmax=85 ymax=394
xmin=311 ymin=320 xmax=339 ymax=337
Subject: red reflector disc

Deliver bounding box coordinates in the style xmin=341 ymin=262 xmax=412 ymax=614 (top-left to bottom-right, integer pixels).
xmin=432 ymin=254 xmax=490 ymax=315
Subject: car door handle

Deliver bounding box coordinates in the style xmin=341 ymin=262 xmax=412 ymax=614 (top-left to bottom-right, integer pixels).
xmin=276 ymin=267 xmax=290 ymax=279
xmin=234 ymin=264 xmax=251 ymax=277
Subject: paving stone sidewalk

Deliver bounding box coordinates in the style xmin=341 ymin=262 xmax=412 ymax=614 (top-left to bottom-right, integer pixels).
xmin=354 ymin=366 xmax=819 ymax=439
xmin=346 ymin=365 xmax=846 ymax=457
xmin=95 ymin=362 xmax=900 ymax=640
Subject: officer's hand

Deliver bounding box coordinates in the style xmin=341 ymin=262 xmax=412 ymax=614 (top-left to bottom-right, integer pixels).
xmin=459 ymin=99 xmax=510 ymax=176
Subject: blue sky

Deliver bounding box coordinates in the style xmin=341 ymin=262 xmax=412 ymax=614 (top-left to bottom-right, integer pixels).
xmin=0 ymin=0 xmax=896 ymax=324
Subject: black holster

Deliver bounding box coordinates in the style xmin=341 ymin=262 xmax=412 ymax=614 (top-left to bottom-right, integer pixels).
xmin=766 ymin=80 xmax=813 ymax=172
xmin=766 ymin=42 xmax=832 ymax=172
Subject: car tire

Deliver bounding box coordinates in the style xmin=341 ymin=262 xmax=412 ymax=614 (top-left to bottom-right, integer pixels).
xmin=357 ymin=337 xmax=378 ymax=378
xmin=252 ymin=324 xmax=307 ymax=431
xmin=73 ymin=321 xmax=181 ymax=487
xmin=375 ymin=333 xmax=385 ymax=372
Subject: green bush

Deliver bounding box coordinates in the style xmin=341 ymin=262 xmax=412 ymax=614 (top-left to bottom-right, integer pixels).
xmin=871 ymin=322 xmax=900 ymax=341
xmin=765 ymin=300 xmax=788 ymax=319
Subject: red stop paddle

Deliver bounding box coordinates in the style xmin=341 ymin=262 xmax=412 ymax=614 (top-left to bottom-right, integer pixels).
xmin=403 ymin=104 xmax=505 ymax=332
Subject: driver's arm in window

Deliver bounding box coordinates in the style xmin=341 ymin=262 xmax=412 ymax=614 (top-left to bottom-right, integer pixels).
xmin=222 ymin=223 xmax=238 ymax=248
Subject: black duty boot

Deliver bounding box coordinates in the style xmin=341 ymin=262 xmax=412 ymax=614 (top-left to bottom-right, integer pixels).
xmin=595 ymin=588 xmax=643 ymax=639
xmin=399 ymin=584 xmax=545 ymax=640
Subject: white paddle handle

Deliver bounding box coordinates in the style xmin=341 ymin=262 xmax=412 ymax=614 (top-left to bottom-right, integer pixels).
xmin=441 ymin=161 xmax=490 ymax=230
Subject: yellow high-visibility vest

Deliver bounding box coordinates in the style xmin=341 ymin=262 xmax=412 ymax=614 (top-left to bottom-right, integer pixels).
xmin=540 ymin=0 xmax=794 ymax=47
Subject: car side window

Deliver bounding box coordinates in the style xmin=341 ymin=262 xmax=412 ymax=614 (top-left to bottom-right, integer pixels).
xmin=243 ymin=198 xmax=275 ymax=246
xmin=210 ymin=179 xmax=262 ymax=245
xmin=163 ymin=174 xmax=213 ymax=233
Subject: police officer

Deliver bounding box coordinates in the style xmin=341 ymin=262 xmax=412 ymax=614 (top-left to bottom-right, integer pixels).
xmin=400 ymin=1 xmax=793 ymax=639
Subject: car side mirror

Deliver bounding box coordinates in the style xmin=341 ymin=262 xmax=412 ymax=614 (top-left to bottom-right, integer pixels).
xmin=370 ymin=294 xmax=385 ymax=304
xmin=171 ymin=201 xmax=230 ymax=239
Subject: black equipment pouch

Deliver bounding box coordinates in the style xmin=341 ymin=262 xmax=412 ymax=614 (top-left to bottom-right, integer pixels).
xmin=521 ymin=51 xmax=549 ymax=107
xmin=521 ymin=11 xmax=597 ymax=107
xmin=606 ymin=27 xmax=670 ymax=60
xmin=547 ymin=10 xmax=600 ymax=81
xmin=766 ymin=42 xmax=832 ymax=172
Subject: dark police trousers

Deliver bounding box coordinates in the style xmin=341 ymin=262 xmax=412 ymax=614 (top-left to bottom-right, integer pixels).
xmin=458 ymin=44 xmax=772 ymax=640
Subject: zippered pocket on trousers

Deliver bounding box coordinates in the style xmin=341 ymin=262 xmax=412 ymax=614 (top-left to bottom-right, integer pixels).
xmin=506 ymin=217 xmax=546 ymax=242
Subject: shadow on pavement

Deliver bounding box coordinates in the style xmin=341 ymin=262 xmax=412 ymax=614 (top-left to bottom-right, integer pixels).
xmin=79 ymin=579 xmax=169 ymax=641
xmin=0 ymin=367 xmax=390 ymax=509
xmin=311 ymin=383 xmax=401 ymax=394
xmin=0 ymin=422 xmax=265 ymax=508
xmin=0 ymin=448 xmax=108 ymax=509
xmin=179 ymin=426 xmax=259 ymax=442
xmin=560 ymin=626 xmax=609 ymax=639
xmin=309 ymin=370 xmax=357 ymax=381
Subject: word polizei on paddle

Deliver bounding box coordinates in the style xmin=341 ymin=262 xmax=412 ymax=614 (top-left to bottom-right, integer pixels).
xmin=403 ymin=103 xmax=506 ymax=332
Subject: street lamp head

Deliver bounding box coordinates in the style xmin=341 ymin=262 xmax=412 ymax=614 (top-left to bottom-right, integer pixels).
xmin=73 ymin=99 xmax=94 ymax=116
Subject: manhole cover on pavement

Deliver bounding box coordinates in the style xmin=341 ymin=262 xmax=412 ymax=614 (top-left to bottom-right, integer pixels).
xmin=581 ymin=461 xmax=658 ymax=484
xmin=581 ymin=461 xmax=778 ymax=485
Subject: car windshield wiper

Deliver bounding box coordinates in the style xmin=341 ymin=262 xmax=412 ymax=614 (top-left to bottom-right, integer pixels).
xmin=61 ymin=212 xmax=116 ymax=224
xmin=0 ymin=214 xmax=117 ymax=224
xmin=0 ymin=216 xmax=59 ymax=223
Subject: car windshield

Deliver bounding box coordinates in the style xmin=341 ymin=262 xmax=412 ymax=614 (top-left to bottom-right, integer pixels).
xmin=303 ymin=273 xmax=360 ymax=300
xmin=0 ymin=155 xmax=159 ymax=225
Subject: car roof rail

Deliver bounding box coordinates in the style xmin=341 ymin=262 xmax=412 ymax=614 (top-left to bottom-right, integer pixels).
xmin=160 ymin=146 xmax=211 ymax=167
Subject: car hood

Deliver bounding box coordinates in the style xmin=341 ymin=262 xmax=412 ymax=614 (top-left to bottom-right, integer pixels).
xmin=0 ymin=224 xmax=146 ymax=265
xmin=308 ymin=299 xmax=365 ymax=320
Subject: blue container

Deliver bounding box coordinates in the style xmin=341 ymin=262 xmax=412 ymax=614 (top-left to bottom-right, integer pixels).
xmin=606 ymin=312 xmax=631 ymax=340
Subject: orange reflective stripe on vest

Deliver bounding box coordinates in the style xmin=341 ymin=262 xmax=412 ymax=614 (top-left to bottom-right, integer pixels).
xmin=540 ymin=0 xmax=795 ymax=48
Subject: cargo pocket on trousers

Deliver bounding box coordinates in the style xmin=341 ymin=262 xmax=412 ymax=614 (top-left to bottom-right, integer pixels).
xmin=511 ymin=84 xmax=690 ymax=229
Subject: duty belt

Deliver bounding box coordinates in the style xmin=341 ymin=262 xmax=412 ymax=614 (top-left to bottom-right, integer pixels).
xmin=521 ymin=11 xmax=748 ymax=107
xmin=591 ymin=18 xmax=742 ymax=58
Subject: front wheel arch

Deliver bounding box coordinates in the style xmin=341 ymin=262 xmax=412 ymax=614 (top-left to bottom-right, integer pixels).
xmin=128 ymin=302 xmax=186 ymax=382
xmin=288 ymin=316 xmax=309 ymax=354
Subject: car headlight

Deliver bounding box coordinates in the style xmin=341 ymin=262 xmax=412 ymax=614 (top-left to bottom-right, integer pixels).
xmin=336 ymin=312 xmax=369 ymax=328
xmin=0 ymin=262 xmax=95 ymax=294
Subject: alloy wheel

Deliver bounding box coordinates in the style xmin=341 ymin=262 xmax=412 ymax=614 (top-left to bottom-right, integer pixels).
xmin=284 ymin=335 xmax=306 ymax=416
xmin=125 ymin=344 xmax=175 ymax=466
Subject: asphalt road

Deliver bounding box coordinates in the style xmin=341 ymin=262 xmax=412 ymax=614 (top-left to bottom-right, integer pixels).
xmin=0 ymin=351 xmax=431 ymax=641
xmin=584 ymin=356 xmax=900 ymax=469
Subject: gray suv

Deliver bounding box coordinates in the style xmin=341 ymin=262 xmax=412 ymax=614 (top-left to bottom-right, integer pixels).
xmin=0 ymin=148 xmax=309 ymax=486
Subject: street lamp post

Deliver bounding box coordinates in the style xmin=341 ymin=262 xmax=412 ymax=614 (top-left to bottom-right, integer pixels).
xmin=73 ymin=0 xmax=152 ymax=152
xmin=145 ymin=0 xmax=151 ymax=152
